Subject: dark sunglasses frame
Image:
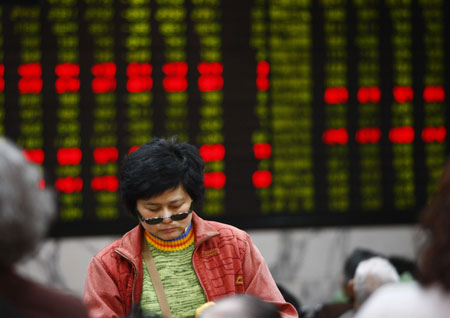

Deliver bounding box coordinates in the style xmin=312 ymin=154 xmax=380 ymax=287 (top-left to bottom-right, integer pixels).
xmin=137 ymin=209 xmax=192 ymax=225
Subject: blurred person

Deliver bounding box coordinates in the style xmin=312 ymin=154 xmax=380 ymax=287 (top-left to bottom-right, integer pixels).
xmin=0 ymin=137 xmax=88 ymax=318
xmin=198 ymin=294 xmax=280 ymax=318
xmin=340 ymin=249 xmax=381 ymax=305
xmin=84 ymin=137 xmax=298 ymax=318
xmin=338 ymin=257 xmax=399 ymax=318
xmin=314 ymin=249 xmax=379 ymax=318
xmin=356 ymin=159 xmax=450 ymax=318
xmin=353 ymin=257 xmax=400 ymax=306
xmin=0 ymin=296 xmax=20 ymax=318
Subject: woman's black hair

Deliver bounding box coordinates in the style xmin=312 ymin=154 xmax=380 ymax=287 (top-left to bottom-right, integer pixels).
xmin=119 ymin=137 xmax=204 ymax=218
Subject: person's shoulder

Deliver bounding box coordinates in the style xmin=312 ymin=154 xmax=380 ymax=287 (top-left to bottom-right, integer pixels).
xmin=93 ymin=225 xmax=140 ymax=259
xmin=27 ymin=280 xmax=88 ymax=317
xmin=193 ymin=214 xmax=252 ymax=249
xmin=355 ymin=282 xmax=433 ymax=318
xmin=2 ymin=273 xmax=88 ymax=318
xmin=374 ymin=281 xmax=424 ymax=298
xmin=93 ymin=237 xmax=122 ymax=258
xmin=364 ymin=282 xmax=422 ymax=304
xmin=203 ymin=219 xmax=249 ymax=238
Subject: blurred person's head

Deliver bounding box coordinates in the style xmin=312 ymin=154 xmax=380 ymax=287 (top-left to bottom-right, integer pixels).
xmin=353 ymin=257 xmax=400 ymax=308
xmin=341 ymin=248 xmax=380 ymax=301
xmin=419 ymin=158 xmax=450 ymax=291
xmin=0 ymin=138 xmax=55 ymax=268
xmin=199 ymin=294 xmax=280 ymax=318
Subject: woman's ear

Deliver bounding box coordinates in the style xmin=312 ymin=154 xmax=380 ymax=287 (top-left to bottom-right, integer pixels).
xmin=347 ymin=279 xmax=355 ymax=299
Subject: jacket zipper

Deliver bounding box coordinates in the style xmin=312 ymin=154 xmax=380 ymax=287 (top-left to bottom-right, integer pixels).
xmin=114 ymin=249 xmax=138 ymax=305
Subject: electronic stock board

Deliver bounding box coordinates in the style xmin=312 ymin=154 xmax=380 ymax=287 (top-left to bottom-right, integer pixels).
xmin=0 ymin=0 xmax=448 ymax=236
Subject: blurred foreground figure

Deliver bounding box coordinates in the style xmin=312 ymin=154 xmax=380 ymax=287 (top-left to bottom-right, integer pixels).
xmin=339 ymin=257 xmax=399 ymax=318
xmin=199 ymin=294 xmax=280 ymax=318
xmin=340 ymin=249 xmax=380 ymax=305
xmin=0 ymin=137 xmax=88 ymax=318
xmin=353 ymin=257 xmax=400 ymax=307
xmin=313 ymin=248 xmax=379 ymax=318
xmin=356 ymin=159 xmax=450 ymax=318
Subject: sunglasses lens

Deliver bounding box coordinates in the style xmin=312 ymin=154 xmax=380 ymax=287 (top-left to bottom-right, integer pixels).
xmin=142 ymin=210 xmax=191 ymax=224
xmin=171 ymin=213 xmax=188 ymax=221
xmin=147 ymin=218 xmax=163 ymax=225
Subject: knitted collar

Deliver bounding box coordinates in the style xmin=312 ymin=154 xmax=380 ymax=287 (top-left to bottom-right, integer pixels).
xmin=144 ymin=222 xmax=194 ymax=251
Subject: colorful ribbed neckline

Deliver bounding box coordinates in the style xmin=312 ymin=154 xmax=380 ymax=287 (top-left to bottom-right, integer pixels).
xmin=145 ymin=223 xmax=194 ymax=251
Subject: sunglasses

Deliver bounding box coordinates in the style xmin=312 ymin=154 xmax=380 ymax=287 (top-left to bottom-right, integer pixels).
xmin=137 ymin=209 xmax=192 ymax=225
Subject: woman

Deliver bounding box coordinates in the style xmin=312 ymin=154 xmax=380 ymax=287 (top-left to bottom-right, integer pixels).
xmin=83 ymin=137 xmax=298 ymax=318
xmin=355 ymin=159 xmax=450 ymax=317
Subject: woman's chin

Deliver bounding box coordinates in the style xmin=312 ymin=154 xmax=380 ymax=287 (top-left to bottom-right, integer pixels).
xmin=158 ymin=228 xmax=180 ymax=240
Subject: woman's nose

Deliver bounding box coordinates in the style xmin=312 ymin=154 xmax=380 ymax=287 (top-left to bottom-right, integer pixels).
xmin=160 ymin=208 xmax=173 ymax=223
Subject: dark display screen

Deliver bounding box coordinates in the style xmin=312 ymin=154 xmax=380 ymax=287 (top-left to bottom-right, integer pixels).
xmin=1 ymin=0 xmax=448 ymax=236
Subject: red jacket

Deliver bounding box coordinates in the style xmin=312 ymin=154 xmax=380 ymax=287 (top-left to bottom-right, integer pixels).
xmin=83 ymin=213 xmax=298 ymax=318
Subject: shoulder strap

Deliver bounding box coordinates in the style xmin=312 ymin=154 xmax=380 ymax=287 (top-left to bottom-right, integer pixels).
xmin=142 ymin=237 xmax=172 ymax=318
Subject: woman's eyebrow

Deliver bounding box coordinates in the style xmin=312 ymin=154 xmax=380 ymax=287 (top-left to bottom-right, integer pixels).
xmin=144 ymin=202 xmax=160 ymax=207
xmin=169 ymin=197 xmax=185 ymax=203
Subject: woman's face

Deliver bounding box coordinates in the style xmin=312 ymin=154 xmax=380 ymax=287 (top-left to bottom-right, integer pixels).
xmin=136 ymin=185 xmax=193 ymax=241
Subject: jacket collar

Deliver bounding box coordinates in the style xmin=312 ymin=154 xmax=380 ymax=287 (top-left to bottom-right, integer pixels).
xmin=192 ymin=212 xmax=220 ymax=246
xmin=114 ymin=223 xmax=143 ymax=265
xmin=115 ymin=212 xmax=220 ymax=260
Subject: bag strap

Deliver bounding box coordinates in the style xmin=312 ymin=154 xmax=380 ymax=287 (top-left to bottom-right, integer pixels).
xmin=142 ymin=237 xmax=172 ymax=318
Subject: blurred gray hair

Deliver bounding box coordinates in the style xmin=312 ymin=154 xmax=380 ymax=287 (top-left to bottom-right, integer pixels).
xmin=353 ymin=257 xmax=400 ymax=304
xmin=199 ymin=294 xmax=280 ymax=318
xmin=0 ymin=138 xmax=55 ymax=267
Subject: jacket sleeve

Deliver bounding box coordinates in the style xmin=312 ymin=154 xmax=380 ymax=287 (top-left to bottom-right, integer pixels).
xmin=83 ymin=256 xmax=125 ymax=318
xmin=241 ymin=233 xmax=299 ymax=318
